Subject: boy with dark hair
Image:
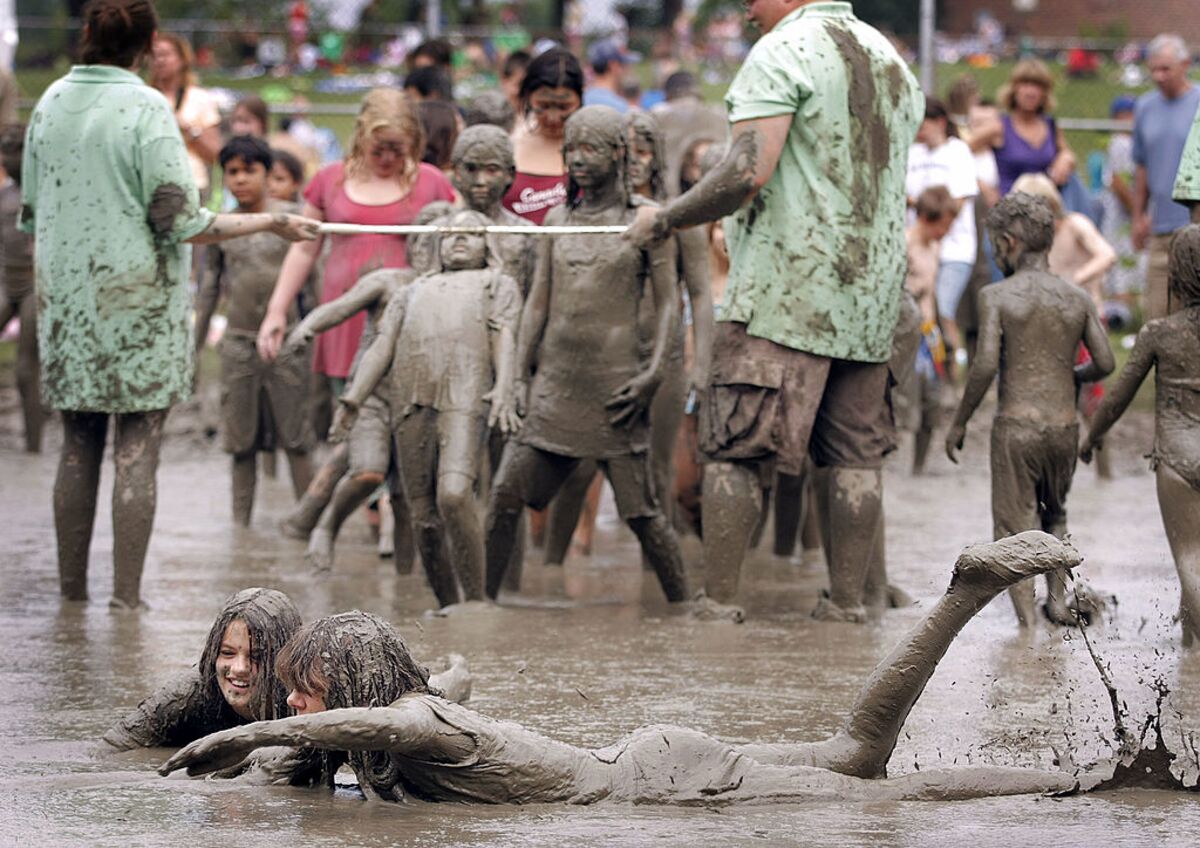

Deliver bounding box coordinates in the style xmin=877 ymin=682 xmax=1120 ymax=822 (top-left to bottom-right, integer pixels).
xmin=946 ymin=193 xmax=1115 ymax=626
xmin=195 ymin=135 xmax=315 ymax=526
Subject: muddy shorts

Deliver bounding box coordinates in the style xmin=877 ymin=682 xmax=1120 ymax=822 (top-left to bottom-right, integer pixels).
xmin=219 ymin=334 xmax=313 ymax=455
xmin=990 ymin=416 xmax=1079 ymax=539
xmin=394 ymin=407 xmax=488 ymax=484
xmin=348 ymin=393 xmax=394 ymax=477
xmin=698 ymin=322 xmax=895 ymax=477
xmin=496 ymin=441 xmax=659 ymax=520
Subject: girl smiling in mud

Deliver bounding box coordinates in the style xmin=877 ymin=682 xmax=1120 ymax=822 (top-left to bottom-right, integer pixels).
xmin=164 ymin=533 xmax=1128 ymax=803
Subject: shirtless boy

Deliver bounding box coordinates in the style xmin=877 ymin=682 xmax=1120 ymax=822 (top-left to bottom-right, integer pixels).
xmin=946 ymin=193 xmax=1115 ymax=626
xmin=483 ymin=105 xmax=692 ymax=608
xmin=194 ymin=136 xmax=315 ymax=525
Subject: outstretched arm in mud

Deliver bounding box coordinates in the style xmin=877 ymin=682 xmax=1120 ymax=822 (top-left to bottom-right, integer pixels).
xmin=677 ymin=226 xmax=715 ymax=391
xmin=329 ymin=293 xmax=407 ymax=442
xmin=625 ymin=115 xmax=792 ymax=246
xmin=946 ymin=291 xmax=1001 ymax=462
xmin=160 ymin=699 xmax=461 ymax=778
xmin=1075 ymin=303 xmax=1116 ymax=385
xmin=1080 ymin=325 xmax=1157 ymax=462
xmin=284 ymin=272 xmax=394 ymax=354
xmin=607 ymin=241 xmax=679 ymax=428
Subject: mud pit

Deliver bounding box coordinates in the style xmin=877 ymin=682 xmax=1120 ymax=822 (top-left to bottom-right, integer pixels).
xmin=1 ymin=389 xmax=1198 ymax=846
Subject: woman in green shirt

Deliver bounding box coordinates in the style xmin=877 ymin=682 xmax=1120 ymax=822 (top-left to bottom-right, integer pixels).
xmin=21 ymin=0 xmax=318 ymax=609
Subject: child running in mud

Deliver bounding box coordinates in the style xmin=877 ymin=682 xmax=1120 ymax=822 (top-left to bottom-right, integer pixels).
xmin=1080 ymin=225 xmax=1200 ymax=646
xmin=105 ymin=587 xmax=470 ymax=778
xmin=164 ymin=532 xmax=1110 ymax=804
xmin=0 ymin=123 xmax=40 ymax=453
xmin=332 ymin=209 xmax=522 ymax=608
xmin=946 ymin=193 xmax=1115 ymax=627
xmin=902 ymin=186 xmax=954 ymax=475
xmin=194 ymin=136 xmax=315 ymax=526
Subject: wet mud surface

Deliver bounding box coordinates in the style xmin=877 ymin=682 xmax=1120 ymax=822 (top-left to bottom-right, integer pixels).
xmin=1 ymin=388 xmax=1198 ymax=846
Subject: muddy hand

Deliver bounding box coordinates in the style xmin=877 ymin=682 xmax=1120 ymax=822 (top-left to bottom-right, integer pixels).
xmin=283 ymin=325 xmax=314 ymax=357
xmin=159 ymin=727 xmax=260 ymax=777
xmin=1078 ymin=437 xmax=1099 ymax=464
xmin=512 ymin=378 xmax=529 ymax=418
xmin=271 ymin=213 xmax=321 ymax=242
xmin=329 ymin=401 xmax=359 ymax=443
xmin=623 ymin=205 xmax=669 ymax=249
xmin=605 ymin=373 xmax=656 ymax=428
xmin=257 ymin=311 xmax=286 ymax=362
xmin=484 ymin=388 xmax=521 ymax=435
xmin=945 ymin=423 xmax=966 ymax=464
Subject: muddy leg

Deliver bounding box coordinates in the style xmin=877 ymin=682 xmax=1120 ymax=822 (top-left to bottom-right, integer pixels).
xmin=627 ymin=514 xmax=689 ymax=602
xmin=407 ymin=493 xmax=459 ymax=607
xmin=773 ymin=471 xmax=803 ymax=557
xmin=489 ymin=430 xmax=525 ymax=589
xmin=543 ymin=461 xmax=598 ymax=566
xmin=861 ymin=503 xmax=888 ymax=611
xmin=284 ymin=449 xmax=313 ymax=498
xmin=261 ymin=451 xmax=278 ymax=480
xmin=912 ymin=427 xmax=932 ymax=475
xmin=438 ymin=471 xmax=484 ymax=601
xmin=738 ymin=532 xmax=1081 ymax=777
xmin=111 ymin=410 xmax=167 ymax=608
xmin=814 ymin=468 xmax=882 ymax=623
xmin=389 ymin=477 xmax=415 ymax=574
xmin=799 ymin=469 xmax=823 ymax=558
xmin=1157 ymin=465 xmax=1200 ymax=646
xmin=54 ymin=411 xmax=108 ymax=600
xmin=701 ymin=461 xmax=762 ymax=604
xmin=281 ymin=443 xmax=349 ymax=539
xmin=231 ymin=452 xmax=257 ymax=527
xmin=306 ymin=473 xmax=382 ymax=572
xmin=15 ymin=294 xmax=43 ymax=453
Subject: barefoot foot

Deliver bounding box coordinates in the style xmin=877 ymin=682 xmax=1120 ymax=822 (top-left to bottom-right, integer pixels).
xmin=690 ymin=592 xmax=746 ymax=623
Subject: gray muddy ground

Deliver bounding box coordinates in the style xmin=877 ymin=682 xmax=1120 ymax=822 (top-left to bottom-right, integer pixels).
xmin=1 ymin=389 xmax=1197 ymax=847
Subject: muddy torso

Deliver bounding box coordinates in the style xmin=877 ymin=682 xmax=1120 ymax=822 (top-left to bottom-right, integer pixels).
xmin=1148 ymin=309 xmax=1200 ymax=487
xmin=102 ymin=671 xmax=240 ymax=750
xmin=219 ymin=200 xmax=299 ymax=334
xmin=388 ymin=269 xmax=520 ymax=417
xmin=521 ymin=203 xmax=650 ymax=458
xmin=987 ymin=271 xmax=1095 ymax=428
xmin=0 ymin=182 xmax=33 ymax=301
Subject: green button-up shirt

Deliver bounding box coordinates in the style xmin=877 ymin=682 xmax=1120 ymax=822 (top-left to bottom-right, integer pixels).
xmin=721 ymin=2 xmax=923 ymax=362
xmin=1174 ymin=108 xmax=1200 ymax=205
xmin=21 ymin=65 xmax=214 ymax=412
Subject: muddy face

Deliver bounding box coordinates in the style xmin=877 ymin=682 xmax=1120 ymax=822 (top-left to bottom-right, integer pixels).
xmin=222 ymin=156 xmax=267 ymax=209
xmin=626 ymin=132 xmax=655 ymax=194
xmin=454 ymin=154 xmax=511 ymax=213
xmin=286 ymin=687 xmax=328 ymax=715
xmin=215 ymin=620 xmax=258 ymax=721
xmin=440 ymin=231 xmax=488 ymax=270
xmin=564 ymin=136 xmax=618 ymax=191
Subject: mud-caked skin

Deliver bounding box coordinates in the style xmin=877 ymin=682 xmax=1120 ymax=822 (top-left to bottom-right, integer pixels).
xmin=947 ymin=193 xmax=1116 ymax=626
xmin=1082 ymin=224 xmax=1200 ymax=645
xmin=483 ymin=106 xmax=690 ymax=606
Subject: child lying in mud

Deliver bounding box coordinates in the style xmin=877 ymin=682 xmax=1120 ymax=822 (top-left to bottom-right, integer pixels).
xmin=163 ymin=533 xmax=1119 ymax=803
xmin=1081 ymin=224 xmax=1200 ymax=646
xmin=105 ymin=588 xmax=470 ymax=777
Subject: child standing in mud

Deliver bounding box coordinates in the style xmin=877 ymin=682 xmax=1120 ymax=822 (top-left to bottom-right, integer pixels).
xmin=1081 ymin=225 xmax=1200 ymax=646
xmin=333 ymin=209 xmax=521 ymax=607
xmin=194 ymin=136 xmax=316 ymax=525
xmin=0 ymin=124 xmax=41 ymax=453
xmin=484 ymin=105 xmax=692 ymax=610
xmin=946 ymin=193 xmax=1115 ymax=626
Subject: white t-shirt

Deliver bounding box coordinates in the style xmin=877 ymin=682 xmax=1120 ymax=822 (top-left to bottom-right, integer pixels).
xmin=906 ymin=137 xmax=978 ymax=264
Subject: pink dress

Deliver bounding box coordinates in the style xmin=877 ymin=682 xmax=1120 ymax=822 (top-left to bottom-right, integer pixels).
xmin=304 ymin=161 xmax=455 ymax=378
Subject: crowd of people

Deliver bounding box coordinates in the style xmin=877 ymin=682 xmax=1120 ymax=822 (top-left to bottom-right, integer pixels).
xmin=2 ymin=0 xmax=1200 ymax=813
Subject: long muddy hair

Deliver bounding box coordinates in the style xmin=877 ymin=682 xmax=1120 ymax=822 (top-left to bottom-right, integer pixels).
xmin=197 ymin=588 xmax=302 ymax=725
xmin=345 ymin=88 xmax=424 ymax=187
xmin=276 ymin=611 xmax=438 ymax=798
xmin=563 ymin=105 xmax=627 ymax=211
xmin=1169 ymin=224 xmax=1200 ymax=308
xmin=624 ymin=111 xmax=667 ymax=202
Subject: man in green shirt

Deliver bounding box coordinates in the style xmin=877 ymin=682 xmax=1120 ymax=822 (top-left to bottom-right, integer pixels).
xmin=22 ymin=3 xmax=317 ymax=609
xmin=1175 ymin=109 xmax=1200 ymax=222
xmin=628 ymin=0 xmax=922 ymax=622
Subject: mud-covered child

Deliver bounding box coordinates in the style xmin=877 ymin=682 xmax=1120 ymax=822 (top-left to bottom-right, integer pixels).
xmin=1081 ymin=225 xmax=1200 ymax=646
xmin=900 ymin=186 xmax=954 ymax=474
xmin=946 ymin=193 xmax=1115 ymax=626
xmin=195 ymin=135 xmax=315 ymax=525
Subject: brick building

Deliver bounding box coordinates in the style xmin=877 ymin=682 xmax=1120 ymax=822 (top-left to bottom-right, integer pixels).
xmin=940 ymin=0 xmax=1200 ymax=44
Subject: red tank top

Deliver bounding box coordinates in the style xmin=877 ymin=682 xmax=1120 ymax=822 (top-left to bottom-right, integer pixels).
xmin=502 ymin=171 xmax=568 ymax=225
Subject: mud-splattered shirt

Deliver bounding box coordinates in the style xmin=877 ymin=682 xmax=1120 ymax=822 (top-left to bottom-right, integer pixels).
xmin=721 ymin=2 xmax=922 ymax=363
xmin=1174 ymin=109 xmax=1200 ymax=205
xmin=20 ymin=65 xmax=215 ymax=412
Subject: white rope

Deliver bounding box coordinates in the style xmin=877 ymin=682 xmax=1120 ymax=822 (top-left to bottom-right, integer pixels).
xmin=317 ymin=223 xmax=628 ymax=236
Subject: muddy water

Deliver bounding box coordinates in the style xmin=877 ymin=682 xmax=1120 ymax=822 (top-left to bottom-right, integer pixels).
xmin=1 ymin=395 xmax=1198 ymax=846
